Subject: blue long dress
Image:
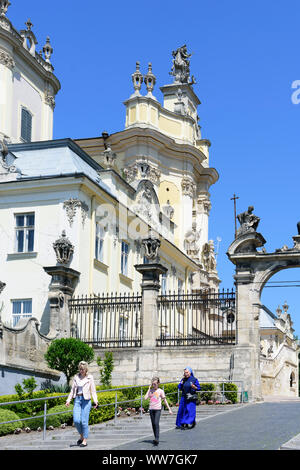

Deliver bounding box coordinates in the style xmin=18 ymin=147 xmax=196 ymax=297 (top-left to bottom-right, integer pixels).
xmin=176 ymin=375 xmax=201 ymax=427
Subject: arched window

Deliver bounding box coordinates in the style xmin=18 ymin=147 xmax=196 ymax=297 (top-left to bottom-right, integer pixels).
xmin=290 ymin=372 xmax=295 ymax=388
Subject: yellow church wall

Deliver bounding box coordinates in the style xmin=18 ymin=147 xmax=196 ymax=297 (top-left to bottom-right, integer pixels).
xmin=128 ymin=106 xmax=137 ymax=124
xmin=158 ymin=115 xmax=181 ymax=138
xmin=158 ymin=180 xmax=181 ymax=247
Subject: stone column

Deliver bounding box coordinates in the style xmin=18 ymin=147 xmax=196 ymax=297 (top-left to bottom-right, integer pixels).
xmin=135 ymin=263 xmax=167 ymax=348
xmin=43 ymin=266 xmax=80 ymax=338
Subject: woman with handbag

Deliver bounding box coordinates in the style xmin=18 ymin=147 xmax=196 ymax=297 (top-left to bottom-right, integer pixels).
xmin=66 ymin=361 xmax=98 ymax=447
xmin=176 ymin=367 xmax=200 ymax=430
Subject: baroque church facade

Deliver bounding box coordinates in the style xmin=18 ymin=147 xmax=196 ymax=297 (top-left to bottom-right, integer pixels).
xmin=0 ymin=2 xmax=298 ymax=398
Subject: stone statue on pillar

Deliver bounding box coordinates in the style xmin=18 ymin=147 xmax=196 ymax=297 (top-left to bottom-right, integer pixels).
xmin=236 ymin=206 xmax=260 ymax=238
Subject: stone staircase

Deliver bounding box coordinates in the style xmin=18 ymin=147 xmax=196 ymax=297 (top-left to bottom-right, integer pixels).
xmin=0 ymin=404 xmax=246 ymax=450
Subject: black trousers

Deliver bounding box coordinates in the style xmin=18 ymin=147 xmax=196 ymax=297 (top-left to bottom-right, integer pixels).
xmin=149 ymin=409 xmax=161 ymax=441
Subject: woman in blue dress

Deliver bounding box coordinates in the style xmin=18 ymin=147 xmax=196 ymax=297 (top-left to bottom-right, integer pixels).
xmin=176 ymin=367 xmax=201 ymax=429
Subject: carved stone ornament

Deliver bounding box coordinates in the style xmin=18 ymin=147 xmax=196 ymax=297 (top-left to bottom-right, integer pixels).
xmin=162 ymin=200 xmax=174 ymax=220
xmin=63 ymin=198 xmax=89 ymax=228
xmin=181 ymin=177 xmax=196 ymax=198
xmin=201 ymin=240 xmax=217 ymax=273
xmin=123 ymin=162 xmax=161 ymax=186
xmin=53 ymin=230 xmax=74 ymax=264
xmin=101 ymin=144 xmax=117 ymax=168
xmin=236 ymin=206 xmax=260 ymax=238
xmin=0 ymin=0 xmax=10 ymax=17
xmin=197 ymin=197 xmax=212 ymax=215
xmin=142 ymin=236 xmax=161 ymax=261
xmin=0 ymin=280 xmax=6 ymax=294
xmin=131 ymin=61 xmax=143 ymax=96
xmin=184 ymin=222 xmax=201 ymax=259
xmin=0 ymin=49 xmax=15 ymax=70
xmin=45 ymin=93 xmax=56 ymax=109
xmin=144 ymin=62 xmax=156 ymax=96
xmin=131 ymin=180 xmax=160 ymax=229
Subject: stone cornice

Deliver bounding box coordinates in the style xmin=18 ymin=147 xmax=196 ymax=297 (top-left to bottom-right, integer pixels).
xmin=0 ymin=27 xmax=60 ymax=94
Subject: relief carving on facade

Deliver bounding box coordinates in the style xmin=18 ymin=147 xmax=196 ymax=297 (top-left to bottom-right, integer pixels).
xmin=201 ymin=240 xmax=217 ymax=273
xmin=131 ymin=180 xmax=160 ymax=229
xmin=0 ymin=48 xmax=15 ymax=70
xmin=197 ymin=197 xmax=212 ymax=215
xmin=123 ymin=162 xmax=161 ymax=186
xmin=63 ymin=198 xmax=89 ymax=228
xmin=184 ymin=222 xmax=201 ymax=259
xmin=181 ymin=177 xmax=196 ymax=198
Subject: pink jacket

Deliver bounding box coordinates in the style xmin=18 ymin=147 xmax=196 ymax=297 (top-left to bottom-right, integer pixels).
xmin=67 ymin=374 xmax=98 ymax=404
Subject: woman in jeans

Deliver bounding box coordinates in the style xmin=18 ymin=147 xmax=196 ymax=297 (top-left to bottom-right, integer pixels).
xmin=145 ymin=377 xmax=173 ymax=446
xmin=66 ymin=361 xmax=98 ymax=447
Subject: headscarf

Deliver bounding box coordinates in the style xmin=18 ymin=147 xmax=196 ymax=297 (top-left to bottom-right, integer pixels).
xmin=184 ymin=366 xmax=194 ymax=376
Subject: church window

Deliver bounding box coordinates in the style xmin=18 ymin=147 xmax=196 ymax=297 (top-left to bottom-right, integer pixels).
xmin=21 ymin=107 xmax=32 ymax=142
xmin=11 ymin=299 xmax=32 ymax=327
xmin=15 ymin=213 xmax=35 ymax=253
xmin=121 ymin=241 xmax=129 ymax=276
xmin=161 ymin=273 xmax=167 ymax=295
xmin=95 ymin=223 xmax=105 ymax=262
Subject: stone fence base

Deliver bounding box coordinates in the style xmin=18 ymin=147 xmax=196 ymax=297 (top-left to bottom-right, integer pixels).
xmin=90 ymin=346 xmax=235 ymax=388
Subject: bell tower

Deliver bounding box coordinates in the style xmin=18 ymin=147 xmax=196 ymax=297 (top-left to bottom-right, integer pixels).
xmin=0 ymin=1 xmax=60 ymax=143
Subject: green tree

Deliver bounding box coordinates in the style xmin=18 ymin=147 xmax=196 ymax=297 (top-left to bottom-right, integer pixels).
xmin=44 ymin=338 xmax=94 ymax=384
xmin=97 ymin=351 xmax=114 ymax=388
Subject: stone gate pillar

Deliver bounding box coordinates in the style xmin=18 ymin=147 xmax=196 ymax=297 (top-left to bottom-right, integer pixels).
xmin=43 ymin=266 xmax=80 ymax=338
xmin=135 ymin=262 xmax=167 ymax=348
xmin=227 ymin=206 xmax=300 ymax=401
xmin=135 ymin=235 xmax=167 ymax=349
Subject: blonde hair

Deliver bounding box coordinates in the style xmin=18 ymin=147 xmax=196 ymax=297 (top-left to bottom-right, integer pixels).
xmin=78 ymin=361 xmax=89 ymax=373
xmin=152 ymin=376 xmax=160 ymax=384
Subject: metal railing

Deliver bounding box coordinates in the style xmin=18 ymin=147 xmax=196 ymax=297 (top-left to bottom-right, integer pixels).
xmin=69 ymin=292 xmax=142 ymax=348
xmin=0 ymin=380 xmax=245 ymax=441
xmin=157 ymin=289 xmax=236 ymax=346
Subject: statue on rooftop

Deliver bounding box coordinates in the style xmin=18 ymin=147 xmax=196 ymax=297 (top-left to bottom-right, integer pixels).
xmin=170 ymin=45 xmax=196 ymax=85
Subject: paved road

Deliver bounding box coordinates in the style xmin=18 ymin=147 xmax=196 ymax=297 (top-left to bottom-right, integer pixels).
xmin=2 ymin=399 xmax=300 ymax=451
xmin=116 ymin=401 xmax=300 ymax=451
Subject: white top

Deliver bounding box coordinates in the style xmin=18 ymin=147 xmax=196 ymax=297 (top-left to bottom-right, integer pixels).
xmin=76 ymin=376 xmax=89 ymax=395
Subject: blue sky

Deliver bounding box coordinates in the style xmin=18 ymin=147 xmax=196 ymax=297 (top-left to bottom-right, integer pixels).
xmin=10 ymin=0 xmax=300 ymax=335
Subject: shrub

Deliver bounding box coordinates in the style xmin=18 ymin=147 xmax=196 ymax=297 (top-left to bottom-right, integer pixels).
xmin=44 ymin=338 xmax=94 ymax=384
xmin=89 ymin=391 xmax=125 ymax=425
xmin=22 ymin=404 xmax=74 ymax=431
xmin=0 ymin=409 xmax=22 ymax=436
xmin=199 ymin=383 xmax=216 ymax=402
xmin=220 ymin=382 xmax=238 ymax=404
xmin=97 ymin=352 xmax=114 ymax=389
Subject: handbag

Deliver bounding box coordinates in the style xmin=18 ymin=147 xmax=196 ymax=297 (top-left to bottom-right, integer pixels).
xmin=186 ymin=392 xmax=197 ymax=402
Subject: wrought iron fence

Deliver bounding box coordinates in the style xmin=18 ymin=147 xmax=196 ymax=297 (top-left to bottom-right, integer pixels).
xmin=69 ymin=293 xmax=142 ymax=348
xmin=157 ymin=289 xmax=236 ymax=347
